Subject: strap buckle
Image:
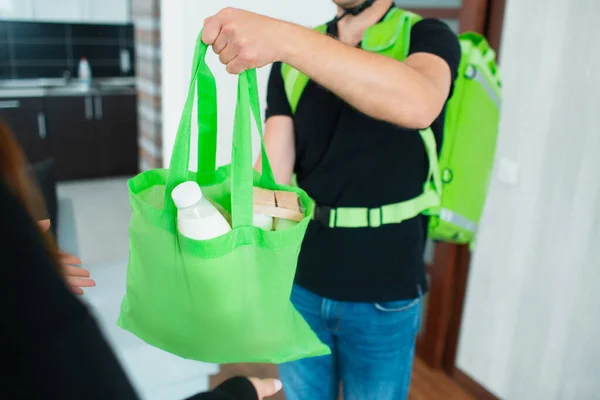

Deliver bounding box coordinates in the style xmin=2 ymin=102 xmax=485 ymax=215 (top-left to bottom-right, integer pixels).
xmin=314 ymin=205 xmax=333 ymax=227
xmin=368 ymin=207 xmax=383 ymax=228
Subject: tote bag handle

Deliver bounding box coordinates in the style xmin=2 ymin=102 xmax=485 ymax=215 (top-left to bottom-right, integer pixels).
xmin=194 ymin=44 xmax=275 ymax=187
xmin=165 ymin=32 xmax=276 ymax=228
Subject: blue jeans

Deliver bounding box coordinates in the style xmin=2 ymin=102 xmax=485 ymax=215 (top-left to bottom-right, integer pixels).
xmin=279 ymin=285 xmax=422 ymax=400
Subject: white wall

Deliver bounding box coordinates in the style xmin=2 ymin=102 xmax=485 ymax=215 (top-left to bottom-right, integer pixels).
xmin=457 ymin=0 xmax=600 ymax=399
xmin=160 ymin=0 xmax=335 ymax=169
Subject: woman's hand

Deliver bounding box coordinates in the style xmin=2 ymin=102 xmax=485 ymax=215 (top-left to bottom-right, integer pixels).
xmin=248 ymin=378 xmax=282 ymax=399
xmin=59 ymin=251 xmax=96 ymax=295
xmin=37 ymin=219 xmax=96 ymax=295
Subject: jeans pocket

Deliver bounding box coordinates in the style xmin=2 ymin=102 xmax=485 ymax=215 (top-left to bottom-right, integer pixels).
xmin=374 ymin=298 xmax=420 ymax=313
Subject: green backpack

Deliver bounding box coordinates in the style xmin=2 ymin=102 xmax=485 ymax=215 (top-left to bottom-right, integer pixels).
xmin=281 ymin=8 xmax=502 ymax=245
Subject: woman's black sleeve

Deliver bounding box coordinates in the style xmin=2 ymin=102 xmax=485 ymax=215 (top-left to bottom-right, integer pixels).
xmin=187 ymin=377 xmax=258 ymax=400
xmin=0 ymin=182 xmax=140 ymax=400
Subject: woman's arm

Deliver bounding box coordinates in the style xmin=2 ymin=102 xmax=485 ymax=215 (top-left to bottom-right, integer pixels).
xmin=203 ymin=8 xmax=458 ymax=129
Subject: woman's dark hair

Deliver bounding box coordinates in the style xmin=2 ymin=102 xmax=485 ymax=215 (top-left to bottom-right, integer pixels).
xmin=0 ymin=119 xmax=62 ymax=271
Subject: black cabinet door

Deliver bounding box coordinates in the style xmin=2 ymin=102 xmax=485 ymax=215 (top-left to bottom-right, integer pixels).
xmin=0 ymin=97 xmax=49 ymax=164
xmin=93 ymin=94 xmax=139 ymax=177
xmin=44 ymin=96 xmax=102 ymax=181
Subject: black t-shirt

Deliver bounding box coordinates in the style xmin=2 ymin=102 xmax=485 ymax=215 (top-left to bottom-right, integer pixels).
xmin=265 ymin=12 xmax=461 ymax=302
xmin=0 ymin=181 xmax=258 ymax=399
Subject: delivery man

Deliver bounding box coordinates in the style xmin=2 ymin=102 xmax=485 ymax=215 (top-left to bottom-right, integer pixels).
xmin=202 ymin=1 xmax=460 ymax=399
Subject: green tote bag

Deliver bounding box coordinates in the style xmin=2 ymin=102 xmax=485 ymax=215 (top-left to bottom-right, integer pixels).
xmin=117 ymin=34 xmax=330 ymax=364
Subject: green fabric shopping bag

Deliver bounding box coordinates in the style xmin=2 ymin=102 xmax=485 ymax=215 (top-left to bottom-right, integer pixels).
xmin=117 ymin=33 xmax=330 ymax=364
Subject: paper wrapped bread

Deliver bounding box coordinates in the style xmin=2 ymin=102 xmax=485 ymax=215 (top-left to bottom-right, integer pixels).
xmin=253 ymin=187 xmax=304 ymax=222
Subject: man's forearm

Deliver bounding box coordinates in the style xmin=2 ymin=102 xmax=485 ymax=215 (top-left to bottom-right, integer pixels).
xmin=279 ymin=23 xmax=442 ymax=129
xmin=202 ymin=7 xmax=451 ymax=127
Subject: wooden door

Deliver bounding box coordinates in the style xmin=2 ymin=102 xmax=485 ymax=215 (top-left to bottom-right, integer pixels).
xmin=440 ymin=0 xmax=507 ymax=377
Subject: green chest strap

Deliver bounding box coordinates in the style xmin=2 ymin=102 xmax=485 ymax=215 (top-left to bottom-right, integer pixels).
xmin=282 ymin=8 xmax=442 ymax=228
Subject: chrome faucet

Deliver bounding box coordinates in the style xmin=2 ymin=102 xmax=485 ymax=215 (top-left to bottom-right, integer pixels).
xmin=62 ymin=70 xmax=72 ymax=86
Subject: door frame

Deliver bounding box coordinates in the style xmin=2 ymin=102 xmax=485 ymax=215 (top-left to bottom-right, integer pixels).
xmin=441 ymin=0 xmax=507 ymax=377
xmin=409 ymin=0 xmax=507 ymax=371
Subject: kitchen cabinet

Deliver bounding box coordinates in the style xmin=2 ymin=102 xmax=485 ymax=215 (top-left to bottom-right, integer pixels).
xmin=44 ymin=95 xmax=102 ymax=180
xmin=1 ymin=92 xmax=138 ymax=182
xmin=44 ymin=93 xmax=139 ymax=181
xmin=0 ymin=97 xmax=49 ymax=164
xmin=91 ymin=94 xmax=139 ymax=177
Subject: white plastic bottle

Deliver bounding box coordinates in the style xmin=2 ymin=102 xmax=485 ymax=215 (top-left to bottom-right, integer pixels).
xmin=78 ymin=57 xmax=92 ymax=87
xmin=171 ymin=181 xmax=231 ymax=240
xmin=253 ymin=213 xmax=274 ymax=231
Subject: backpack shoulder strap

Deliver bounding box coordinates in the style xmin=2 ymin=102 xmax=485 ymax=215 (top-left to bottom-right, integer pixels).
xmin=280 ymin=24 xmax=327 ymax=114
xmin=362 ymin=8 xmax=421 ymax=60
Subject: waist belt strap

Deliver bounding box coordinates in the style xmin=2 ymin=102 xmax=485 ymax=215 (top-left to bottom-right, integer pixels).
xmin=313 ymin=128 xmax=442 ymax=228
xmin=314 ymin=189 xmax=440 ymax=228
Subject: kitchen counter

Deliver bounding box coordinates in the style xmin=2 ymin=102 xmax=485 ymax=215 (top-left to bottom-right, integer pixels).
xmin=0 ymin=77 xmax=139 ymax=182
xmin=0 ymin=77 xmax=137 ymax=99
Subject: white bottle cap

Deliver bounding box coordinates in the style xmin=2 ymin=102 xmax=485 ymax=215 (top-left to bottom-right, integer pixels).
xmin=171 ymin=181 xmax=203 ymax=209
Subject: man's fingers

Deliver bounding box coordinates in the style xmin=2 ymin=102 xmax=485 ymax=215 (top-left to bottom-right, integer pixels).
xmin=249 ymin=378 xmax=282 ymax=399
xmin=37 ymin=219 xmax=51 ymax=232
xmin=63 ymin=265 xmax=90 ymax=278
xmin=202 ymin=16 xmax=221 ymax=45
xmin=226 ymin=57 xmax=246 ymax=75
xmin=66 ymin=276 xmax=96 ymax=288
xmin=213 ymin=22 xmax=240 ymax=66
xmin=219 ymin=44 xmax=238 ymax=66
xmin=212 ymin=30 xmax=228 ymax=54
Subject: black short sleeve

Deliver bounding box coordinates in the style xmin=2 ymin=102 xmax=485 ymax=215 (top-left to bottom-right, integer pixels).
xmin=408 ymin=18 xmax=461 ymax=95
xmin=265 ymin=62 xmax=292 ymax=119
